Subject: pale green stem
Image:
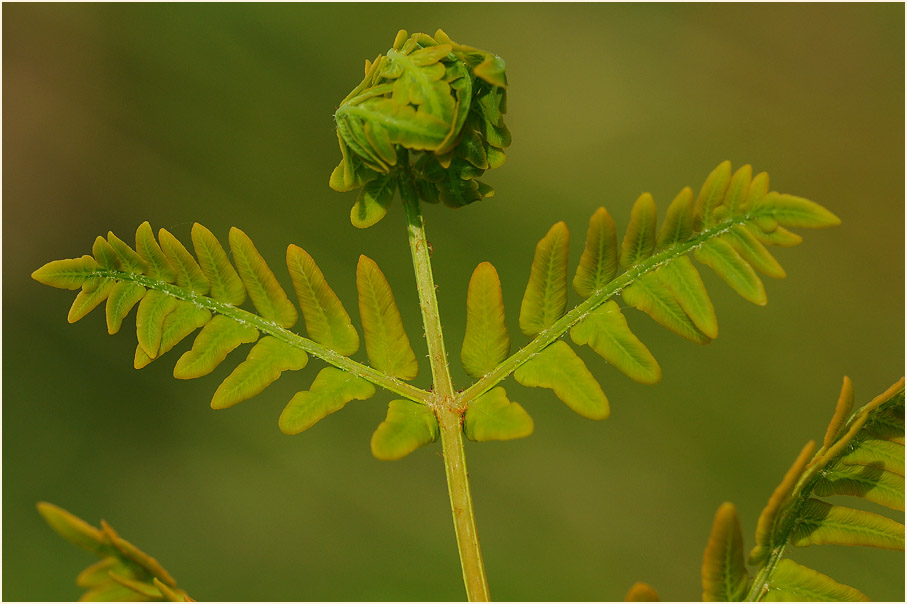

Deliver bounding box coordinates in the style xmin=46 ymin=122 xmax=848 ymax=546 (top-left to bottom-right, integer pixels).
xmin=399 ymin=170 xmax=491 ymax=602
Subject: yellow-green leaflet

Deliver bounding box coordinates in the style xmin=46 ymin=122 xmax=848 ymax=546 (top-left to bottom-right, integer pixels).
xmin=68 ymin=279 xmax=115 ymax=323
xmin=742 ymin=171 xmax=770 ymax=211
xmin=105 ymin=282 xmax=145 ymax=335
xmin=100 ymin=521 xmax=177 ymax=589
xmin=92 ymin=236 xmax=119 ymax=270
xmin=287 ymin=244 xmax=360 ymax=356
xmin=158 ymin=228 xmax=209 ymax=294
xmin=229 ymin=227 xmax=298 ymax=328
xmin=191 ymin=223 xmax=246 ymax=306
xmin=654 ymin=256 xmax=718 ymax=340
xmin=356 ymin=255 xmax=418 ymax=380
xmin=279 ymin=367 xmax=376 ymax=435
xmin=701 ymin=503 xmax=748 ymax=602
xmin=622 ymin=273 xmax=711 ymax=344
xmin=824 ymin=377 xmax=855 ymax=450
xmin=722 ymin=164 xmax=752 ymax=216
xmin=461 ymin=262 xmax=510 ymax=379
xmin=36 ymin=502 xmax=110 ymax=556
xmin=351 ymin=173 xmax=396 ymax=229
xmin=513 ymin=340 xmax=608 ymax=420
xmin=106 ymin=232 xmax=147 ymax=274
xmin=694 ymin=237 xmax=767 ymax=306
xmin=569 ymin=301 xmax=660 ymax=384
xmin=371 ymin=399 xmax=439 ymax=460
xmin=464 ymin=387 xmax=533 ymax=442
xmin=790 ymin=498 xmax=905 ymax=550
xmin=624 ymin=582 xmax=660 ymax=602
xmin=210 ymin=336 xmax=308 ymax=410
xmin=753 ymin=192 xmax=841 ymax=229
xmin=134 ymin=290 xmax=178 ymax=358
xmin=839 ymin=438 xmax=905 ymax=476
xmin=135 ymin=222 xmax=176 ymax=282
xmin=573 ymin=207 xmax=618 ymax=298
xmin=519 ymin=221 xmax=569 ymax=336
xmin=693 ymin=160 xmax=732 ymax=230
xmin=107 ymin=573 xmax=161 ymax=599
xmin=762 ymin=559 xmax=868 ymax=602
xmin=619 ymin=193 xmax=657 ymax=269
xmin=723 ymin=225 xmax=786 ymax=279
xmin=32 ymin=255 xmax=99 ymax=290
xmin=76 ymin=558 xmax=120 ymax=588
xmin=813 ymin=463 xmax=905 ymax=511
xmin=134 ymin=301 xmax=210 ymax=369
xmin=750 ymin=440 xmax=816 ymax=564
xmin=747 ymin=224 xmax=803 ymax=247
xmin=173 ymin=315 xmax=259 ymax=380
xmin=656 ymin=187 xmax=694 ymax=248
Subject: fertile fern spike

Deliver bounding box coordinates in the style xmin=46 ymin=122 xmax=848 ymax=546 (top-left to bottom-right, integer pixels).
xmin=36 ymin=502 xmax=192 ymax=602
xmin=692 ymin=377 xmax=904 ymax=602
xmin=31 ymin=223 xmax=433 ymax=453
xmin=457 ymin=161 xmax=840 ymax=423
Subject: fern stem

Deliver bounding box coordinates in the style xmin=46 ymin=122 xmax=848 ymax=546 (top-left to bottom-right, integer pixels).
xmin=399 ymin=165 xmax=490 ymax=601
xmin=456 ymin=214 xmax=752 ymax=406
xmin=438 ymin=403 xmax=491 ymax=602
xmin=743 ymin=461 xmax=826 ymax=601
xmin=399 ymin=176 xmax=456 ymax=401
xmin=90 ymin=269 xmax=429 ymax=403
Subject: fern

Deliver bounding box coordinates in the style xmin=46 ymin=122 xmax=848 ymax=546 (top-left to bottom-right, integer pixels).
xmin=625 ymin=378 xmax=904 ymax=603
xmin=36 ymin=503 xmax=192 ymax=602
xmin=696 ymin=377 xmax=904 ymax=602
xmin=32 ymin=28 xmax=889 ymax=602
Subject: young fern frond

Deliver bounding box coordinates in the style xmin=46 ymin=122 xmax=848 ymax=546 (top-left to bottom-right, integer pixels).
xmin=629 ymin=377 xmax=904 ymax=602
xmin=32 ymin=222 xmax=429 ymax=450
xmin=743 ymin=377 xmax=906 ymax=601
xmin=687 ymin=377 xmax=904 ymax=602
xmin=36 ymin=503 xmax=192 ymax=602
xmin=456 ymin=161 xmax=841 ymax=428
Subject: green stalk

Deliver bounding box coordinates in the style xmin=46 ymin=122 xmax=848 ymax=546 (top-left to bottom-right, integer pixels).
xmin=399 ymin=168 xmax=491 ymax=602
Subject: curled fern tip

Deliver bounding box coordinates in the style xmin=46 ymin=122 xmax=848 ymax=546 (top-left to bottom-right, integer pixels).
xmin=331 ymin=29 xmax=510 ymax=225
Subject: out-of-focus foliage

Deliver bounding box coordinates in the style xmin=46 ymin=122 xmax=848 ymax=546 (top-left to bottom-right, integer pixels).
xmin=37 ymin=503 xmax=192 ymax=602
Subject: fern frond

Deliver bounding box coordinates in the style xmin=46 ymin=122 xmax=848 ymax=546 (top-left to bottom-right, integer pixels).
xmin=33 ymin=223 xmax=429 ymax=445
xmin=626 ymin=377 xmax=904 ymax=601
xmin=690 ymin=376 xmax=904 ymax=602
xmin=37 ymin=503 xmax=192 ymax=602
xmin=457 ymin=161 xmax=840 ymax=424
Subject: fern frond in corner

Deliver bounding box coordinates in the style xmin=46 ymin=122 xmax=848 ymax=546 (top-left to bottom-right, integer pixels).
xmin=742 ymin=376 xmax=905 ymax=601
xmin=37 ymin=502 xmax=192 ymax=602
xmin=457 ymin=161 xmax=841 ymax=429
xmin=32 ymin=222 xmax=434 ymax=451
xmin=626 ymin=377 xmax=903 ymax=602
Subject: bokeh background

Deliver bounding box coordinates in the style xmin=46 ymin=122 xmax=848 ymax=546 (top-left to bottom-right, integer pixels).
xmin=4 ymin=3 xmax=904 ymax=601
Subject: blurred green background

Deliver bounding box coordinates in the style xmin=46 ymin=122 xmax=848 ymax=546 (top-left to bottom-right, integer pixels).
xmin=4 ymin=3 xmax=904 ymax=601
